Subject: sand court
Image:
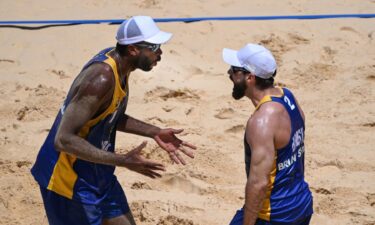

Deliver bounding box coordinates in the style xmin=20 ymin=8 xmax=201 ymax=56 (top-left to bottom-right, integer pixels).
xmin=0 ymin=1 xmax=374 ymax=224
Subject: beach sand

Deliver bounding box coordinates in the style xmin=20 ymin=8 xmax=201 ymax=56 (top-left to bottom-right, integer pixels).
xmin=0 ymin=1 xmax=374 ymax=224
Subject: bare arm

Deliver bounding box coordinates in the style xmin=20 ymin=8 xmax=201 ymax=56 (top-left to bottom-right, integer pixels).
xmin=53 ymin=65 xmax=165 ymax=177
xmin=243 ymin=105 xmax=277 ymax=225
xmin=117 ymin=114 xmax=161 ymax=138
xmin=54 ymin=65 xmax=131 ymax=166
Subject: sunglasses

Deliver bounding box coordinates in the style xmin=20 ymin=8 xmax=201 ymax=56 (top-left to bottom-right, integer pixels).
xmin=134 ymin=43 xmax=161 ymax=52
xmin=230 ymin=66 xmax=249 ymax=74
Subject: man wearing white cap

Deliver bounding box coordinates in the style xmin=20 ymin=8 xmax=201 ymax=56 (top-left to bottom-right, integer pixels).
xmin=31 ymin=16 xmax=196 ymax=225
xmin=222 ymin=43 xmax=313 ymax=225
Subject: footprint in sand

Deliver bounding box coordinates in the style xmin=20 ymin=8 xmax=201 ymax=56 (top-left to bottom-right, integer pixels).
xmin=214 ymin=108 xmax=235 ymax=119
xmin=137 ymin=0 xmax=160 ymax=8
xmin=162 ymin=174 xmax=202 ymax=194
xmin=189 ymin=66 xmax=204 ymax=75
xmin=0 ymin=159 xmax=32 ymax=174
xmin=185 ymin=107 xmax=194 ymax=115
xmin=362 ymin=122 xmax=375 ymax=128
xmin=0 ymin=59 xmax=18 ymax=69
xmin=169 ymin=49 xmax=180 ymax=56
xmin=162 ymin=105 xmax=175 ymax=112
xmin=16 ymin=106 xmax=29 ymax=121
xmin=314 ymin=187 xmax=332 ymax=195
xmin=225 ymin=124 xmax=245 ymax=133
xmin=366 ymin=193 xmax=375 ymax=207
xmin=48 ymin=69 xmax=70 ymax=79
xmin=157 ymin=215 xmax=194 ymax=225
xmin=16 ymin=105 xmax=47 ymax=121
xmin=131 ymin=182 xmax=152 ymax=190
xmin=16 ymin=160 xmax=32 ymax=168
xmin=316 ymin=159 xmax=344 ymax=169
xmin=0 ymin=59 xmax=15 ymax=63
xmin=146 ymin=116 xmax=180 ymax=128
xmin=288 ymin=33 xmax=310 ymax=45
xmin=144 ymin=86 xmax=200 ymax=102
xmin=368 ymin=31 xmax=375 ymax=41
xmin=366 ymin=75 xmax=375 ymax=81
xmin=295 ymin=62 xmax=337 ymax=85
xmin=340 ymin=26 xmax=359 ymax=34
xmin=130 ymin=201 xmax=153 ymax=223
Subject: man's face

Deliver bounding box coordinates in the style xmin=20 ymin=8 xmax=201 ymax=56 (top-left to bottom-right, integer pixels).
xmin=135 ymin=42 xmax=162 ymax=71
xmin=228 ymin=66 xmax=249 ymax=100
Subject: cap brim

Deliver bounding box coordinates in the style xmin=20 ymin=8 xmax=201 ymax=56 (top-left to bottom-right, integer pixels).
xmin=145 ymin=31 xmax=173 ymax=44
xmin=222 ymin=48 xmax=242 ymax=67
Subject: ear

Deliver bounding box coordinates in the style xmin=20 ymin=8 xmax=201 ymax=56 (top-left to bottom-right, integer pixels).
xmin=127 ymin=45 xmax=139 ymax=56
xmin=246 ymin=73 xmax=255 ymax=84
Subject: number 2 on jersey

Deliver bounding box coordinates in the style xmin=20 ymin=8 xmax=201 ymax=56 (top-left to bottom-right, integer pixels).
xmin=284 ymin=96 xmax=295 ymax=110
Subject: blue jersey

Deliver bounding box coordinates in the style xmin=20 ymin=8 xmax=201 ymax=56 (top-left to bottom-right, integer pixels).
xmin=244 ymin=88 xmax=313 ymax=223
xmin=31 ymin=47 xmax=129 ymax=204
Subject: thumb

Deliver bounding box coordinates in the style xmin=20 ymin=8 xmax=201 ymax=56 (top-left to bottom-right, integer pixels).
xmin=129 ymin=141 xmax=147 ymax=155
xmin=172 ymin=129 xmax=183 ymax=134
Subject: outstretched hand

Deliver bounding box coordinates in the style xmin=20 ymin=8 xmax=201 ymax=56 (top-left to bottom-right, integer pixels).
xmin=153 ymin=128 xmax=197 ymax=165
xmin=123 ymin=141 xmax=166 ymax=178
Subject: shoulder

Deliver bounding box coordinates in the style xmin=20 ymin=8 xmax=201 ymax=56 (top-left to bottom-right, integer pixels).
xmin=247 ymin=102 xmax=284 ymax=130
xmin=75 ymin=63 xmax=115 ymax=99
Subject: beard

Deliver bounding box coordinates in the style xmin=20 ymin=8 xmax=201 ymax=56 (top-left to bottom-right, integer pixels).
xmin=137 ymin=54 xmax=154 ymax=71
xmin=232 ymin=79 xmax=247 ymax=100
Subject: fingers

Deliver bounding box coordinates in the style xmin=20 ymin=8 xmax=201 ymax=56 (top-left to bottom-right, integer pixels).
xmin=128 ymin=141 xmax=147 ymax=155
xmin=145 ymin=161 xmax=166 ymax=171
xmin=181 ymin=141 xmax=197 ymax=150
xmin=141 ymin=169 xmax=162 ymax=179
xmin=179 ymin=146 xmax=194 ymax=159
xmin=168 ymin=151 xmax=187 ymax=165
xmin=168 ymin=151 xmax=180 ymax=164
xmin=142 ymin=162 xmax=166 ymax=178
xmin=136 ymin=141 xmax=147 ymax=150
xmin=175 ymin=151 xmax=187 ymax=165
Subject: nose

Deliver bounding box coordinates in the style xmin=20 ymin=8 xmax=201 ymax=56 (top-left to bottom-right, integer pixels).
xmin=156 ymin=47 xmax=162 ymax=55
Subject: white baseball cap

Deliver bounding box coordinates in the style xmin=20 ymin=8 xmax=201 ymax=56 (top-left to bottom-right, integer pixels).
xmin=222 ymin=43 xmax=277 ymax=79
xmin=116 ymin=16 xmax=172 ymax=45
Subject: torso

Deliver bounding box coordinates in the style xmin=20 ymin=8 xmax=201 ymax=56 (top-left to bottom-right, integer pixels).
xmin=244 ymin=87 xmax=313 ymax=223
xmin=31 ymin=47 xmax=130 ymax=204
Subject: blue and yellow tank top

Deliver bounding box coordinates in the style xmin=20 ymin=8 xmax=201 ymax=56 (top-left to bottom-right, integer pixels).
xmin=244 ymin=87 xmax=313 ymax=223
xmin=31 ymin=47 xmax=129 ymax=204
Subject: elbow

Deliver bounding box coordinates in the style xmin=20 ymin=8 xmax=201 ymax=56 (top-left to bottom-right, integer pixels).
xmin=246 ymin=177 xmax=269 ymax=193
xmin=54 ymin=133 xmax=69 ymax=153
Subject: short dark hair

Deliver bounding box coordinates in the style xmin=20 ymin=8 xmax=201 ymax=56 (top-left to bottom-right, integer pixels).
xmin=116 ymin=43 xmax=129 ymax=57
xmin=254 ymin=70 xmax=277 ymax=90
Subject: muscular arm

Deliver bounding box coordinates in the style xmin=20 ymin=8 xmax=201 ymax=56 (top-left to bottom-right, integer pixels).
xmin=117 ymin=114 xmax=161 ymax=138
xmin=243 ymin=104 xmax=278 ymax=225
xmin=54 ymin=64 xmax=128 ymax=167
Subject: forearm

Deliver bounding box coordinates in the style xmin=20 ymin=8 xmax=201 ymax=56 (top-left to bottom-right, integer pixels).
xmin=55 ymin=134 xmax=126 ymax=167
xmin=243 ymin=180 xmax=267 ymax=225
xmin=117 ymin=114 xmax=161 ymax=138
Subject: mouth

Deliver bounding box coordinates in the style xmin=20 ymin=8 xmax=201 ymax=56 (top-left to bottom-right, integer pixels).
xmin=153 ymin=58 xmax=161 ymax=66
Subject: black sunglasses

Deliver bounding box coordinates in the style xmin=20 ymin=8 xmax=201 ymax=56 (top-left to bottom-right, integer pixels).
xmin=230 ymin=66 xmax=249 ymax=74
xmin=134 ymin=43 xmax=161 ymax=52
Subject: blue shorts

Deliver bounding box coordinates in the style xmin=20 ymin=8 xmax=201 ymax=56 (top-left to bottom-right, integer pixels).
xmin=40 ymin=180 xmax=130 ymax=225
xmin=229 ymin=208 xmax=311 ymax=225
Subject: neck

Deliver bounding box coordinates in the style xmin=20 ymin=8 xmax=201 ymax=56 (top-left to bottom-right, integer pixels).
xmin=247 ymin=86 xmax=279 ymax=107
